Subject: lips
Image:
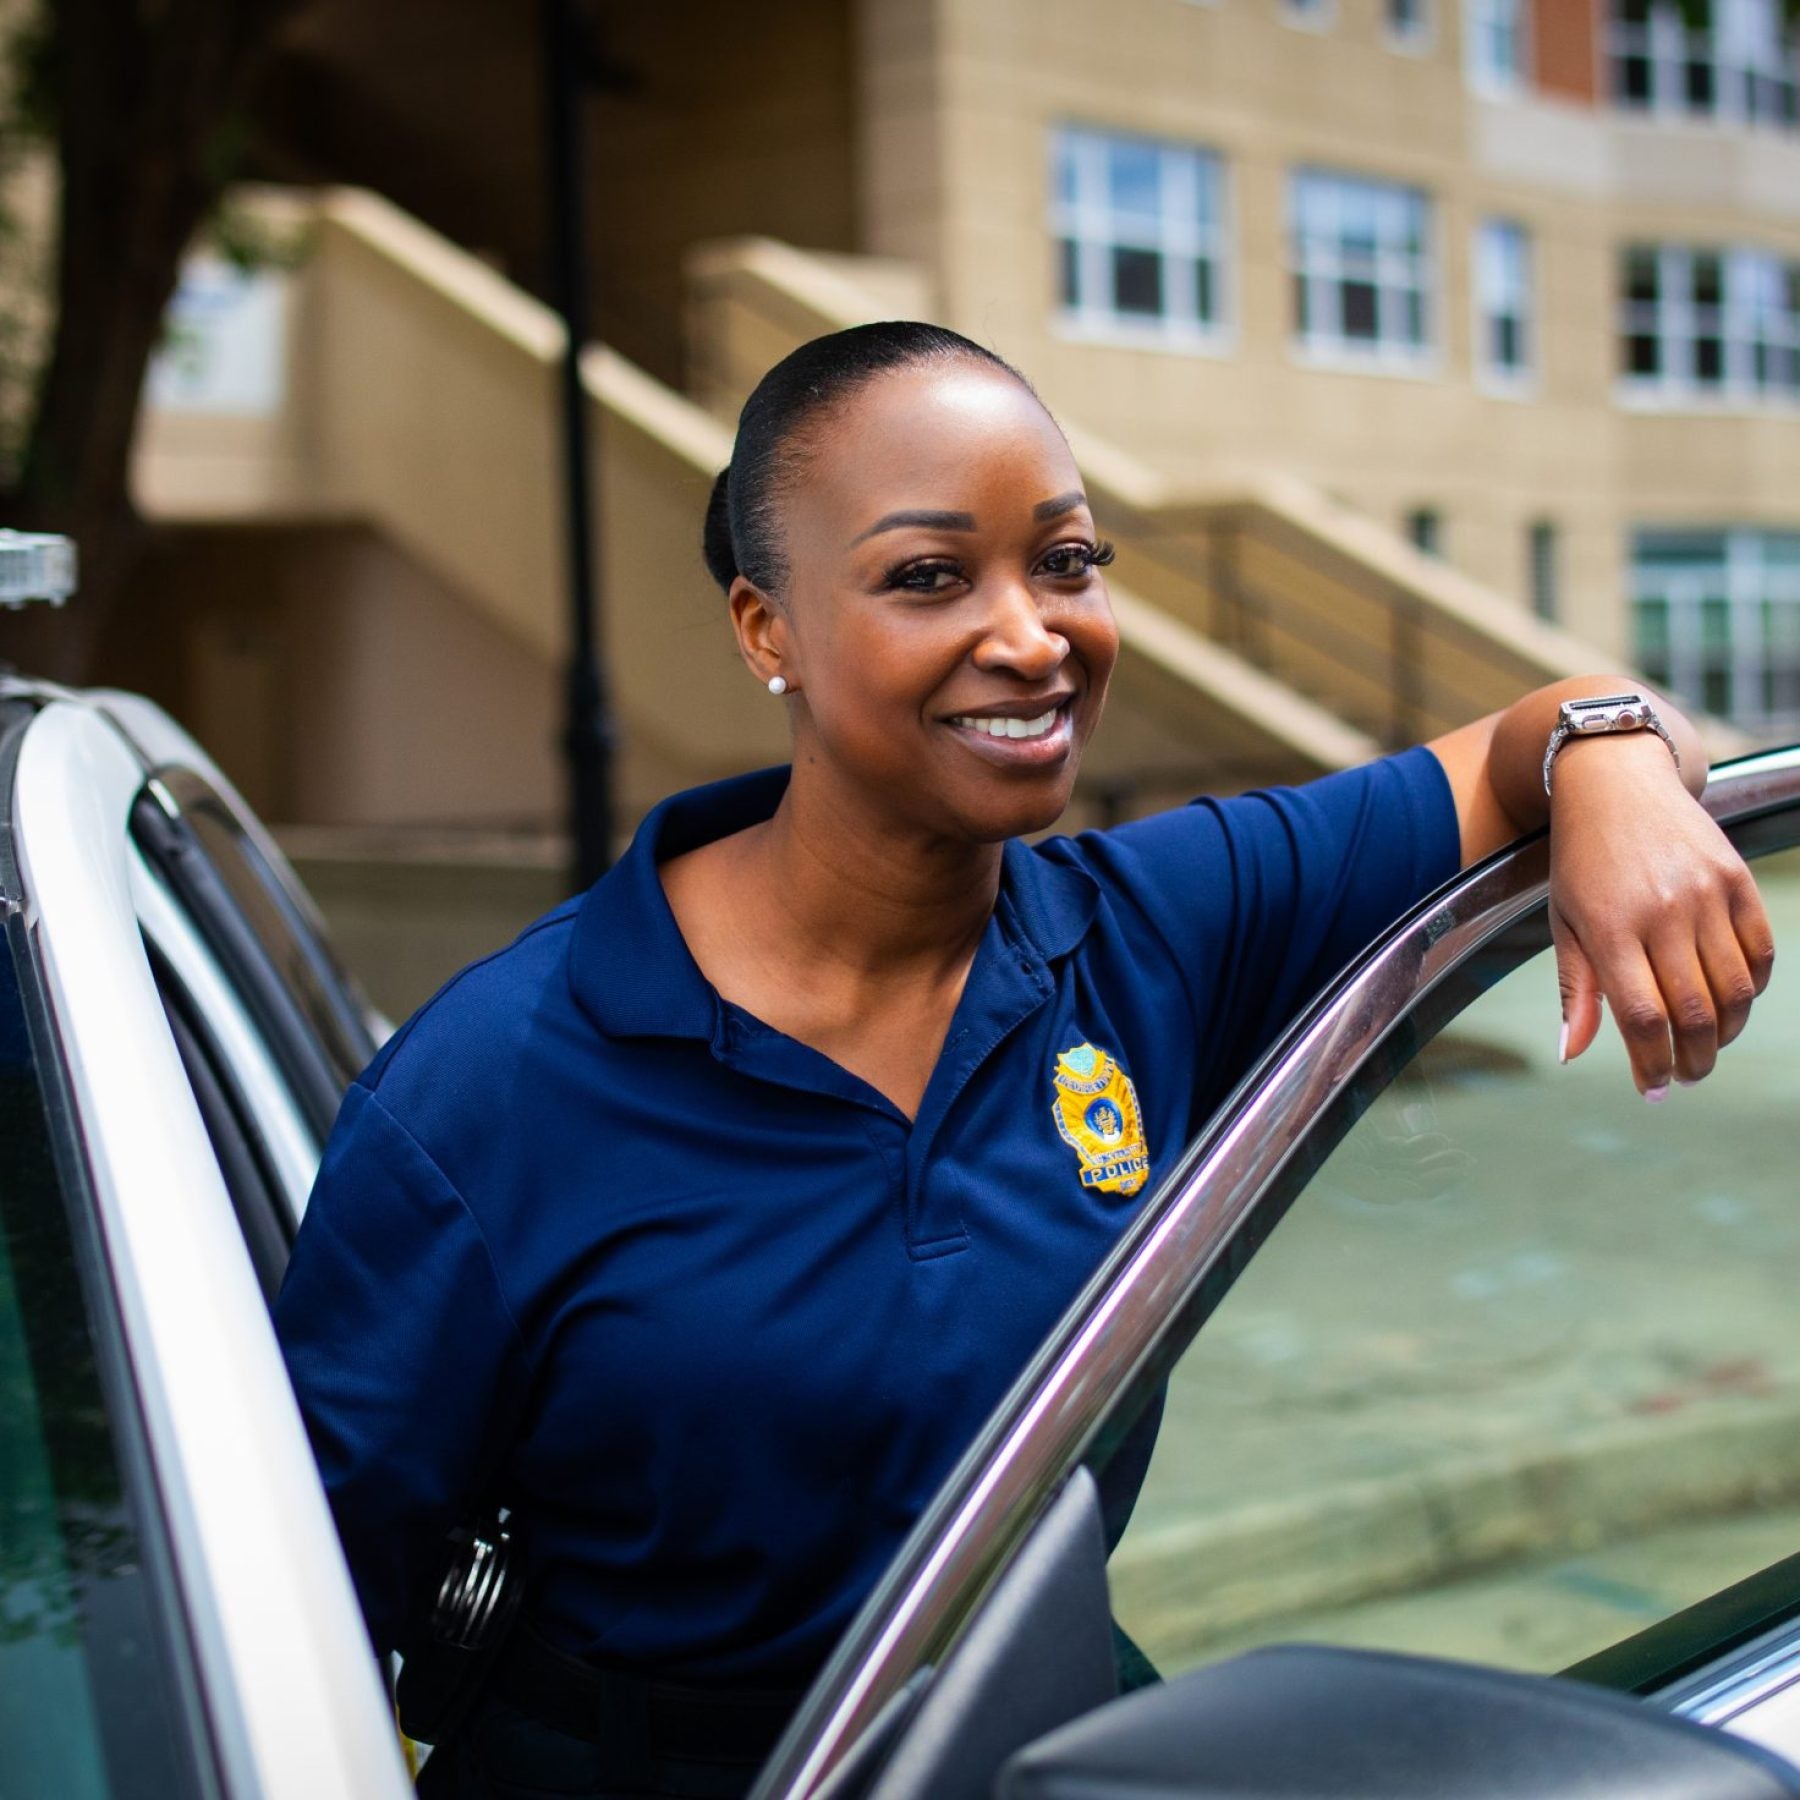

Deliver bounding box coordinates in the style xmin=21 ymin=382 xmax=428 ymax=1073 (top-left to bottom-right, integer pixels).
xmin=943 ymin=698 xmax=1076 ymax=766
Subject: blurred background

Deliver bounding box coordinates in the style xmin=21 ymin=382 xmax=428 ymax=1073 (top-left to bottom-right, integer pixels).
xmin=0 ymin=0 xmax=1792 ymax=1014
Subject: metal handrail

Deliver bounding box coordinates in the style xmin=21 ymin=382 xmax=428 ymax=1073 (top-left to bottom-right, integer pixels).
xmin=753 ymin=743 xmax=1800 ymax=1800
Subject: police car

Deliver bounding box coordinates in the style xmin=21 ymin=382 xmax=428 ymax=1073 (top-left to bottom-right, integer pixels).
xmin=8 ymin=528 xmax=1800 ymax=1799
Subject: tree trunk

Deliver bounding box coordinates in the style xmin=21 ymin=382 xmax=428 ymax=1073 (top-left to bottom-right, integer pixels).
xmin=0 ymin=0 xmax=303 ymax=679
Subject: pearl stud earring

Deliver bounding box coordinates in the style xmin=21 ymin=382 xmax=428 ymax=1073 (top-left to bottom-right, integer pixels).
xmin=767 ymin=675 xmax=788 ymax=696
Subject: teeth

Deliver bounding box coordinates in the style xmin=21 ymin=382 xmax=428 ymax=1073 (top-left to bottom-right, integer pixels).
xmin=952 ymin=709 xmax=1059 ymax=740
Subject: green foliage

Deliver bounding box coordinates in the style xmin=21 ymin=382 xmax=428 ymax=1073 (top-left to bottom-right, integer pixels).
xmin=205 ymin=188 xmax=315 ymax=277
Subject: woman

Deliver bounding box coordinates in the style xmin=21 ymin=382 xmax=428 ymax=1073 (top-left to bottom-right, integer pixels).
xmin=276 ymin=322 xmax=1773 ymax=1798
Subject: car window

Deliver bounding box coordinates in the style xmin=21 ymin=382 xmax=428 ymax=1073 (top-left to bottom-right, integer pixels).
xmin=0 ymin=930 xmax=215 ymax=1799
xmin=1105 ymin=845 xmax=1800 ymax=1687
xmin=129 ymin=843 xmax=319 ymax=1230
xmin=150 ymin=767 xmax=375 ymax=1091
xmin=129 ymin=776 xmax=365 ymax=1143
xmin=150 ymin=938 xmax=293 ymax=1305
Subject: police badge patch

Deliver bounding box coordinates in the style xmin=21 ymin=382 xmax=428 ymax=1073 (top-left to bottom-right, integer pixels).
xmin=1051 ymin=1041 xmax=1149 ymax=1197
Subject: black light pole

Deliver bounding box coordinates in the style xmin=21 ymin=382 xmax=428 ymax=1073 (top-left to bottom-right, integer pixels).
xmin=542 ymin=0 xmax=615 ymax=889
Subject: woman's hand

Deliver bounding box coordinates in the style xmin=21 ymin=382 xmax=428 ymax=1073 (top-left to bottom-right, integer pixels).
xmin=1547 ymin=733 xmax=1774 ymax=1095
xmin=1428 ymin=676 xmax=1775 ymax=1095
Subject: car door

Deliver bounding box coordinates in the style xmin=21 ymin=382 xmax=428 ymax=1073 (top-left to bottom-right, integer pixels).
xmin=755 ymin=743 xmax=1800 ymax=1800
xmin=1 ymin=692 xmax=410 ymax=1799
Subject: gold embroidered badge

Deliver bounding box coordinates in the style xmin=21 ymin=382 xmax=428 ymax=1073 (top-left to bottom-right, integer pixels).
xmin=1051 ymin=1041 xmax=1149 ymax=1197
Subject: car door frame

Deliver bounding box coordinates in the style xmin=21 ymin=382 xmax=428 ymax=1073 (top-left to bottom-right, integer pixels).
xmin=755 ymin=743 xmax=1800 ymax=1800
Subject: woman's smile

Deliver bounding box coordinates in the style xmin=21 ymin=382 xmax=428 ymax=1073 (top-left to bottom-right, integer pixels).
xmin=943 ymin=695 xmax=1077 ymax=764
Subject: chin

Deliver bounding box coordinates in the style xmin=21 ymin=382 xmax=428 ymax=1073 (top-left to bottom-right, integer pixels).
xmin=952 ymin=772 xmax=1080 ymax=843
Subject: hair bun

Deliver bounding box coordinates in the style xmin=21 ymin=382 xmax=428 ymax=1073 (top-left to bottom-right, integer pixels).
xmin=701 ymin=467 xmax=738 ymax=593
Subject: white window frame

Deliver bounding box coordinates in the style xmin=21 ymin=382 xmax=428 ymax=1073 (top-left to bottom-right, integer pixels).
xmin=1288 ymin=168 xmax=1436 ymax=376
xmin=1473 ymin=217 xmax=1535 ymax=393
xmin=1609 ymin=0 xmax=1799 ymax=128
xmin=1633 ymin=527 xmax=1800 ymax=730
xmin=1618 ymin=242 xmax=1800 ymax=410
xmin=1386 ymin=0 xmax=1435 ymax=52
xmin=1464 ymin=0 xmax=1528 ymax=93
xmin=1051 ymin=125 xmax=1233 ymax=353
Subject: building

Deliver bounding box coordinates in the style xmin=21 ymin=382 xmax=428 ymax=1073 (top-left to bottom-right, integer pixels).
xmin=852 ymin=0 xmax=1800 ymax=729
xmin=121 ymin=0 xmax=1794 ymax=846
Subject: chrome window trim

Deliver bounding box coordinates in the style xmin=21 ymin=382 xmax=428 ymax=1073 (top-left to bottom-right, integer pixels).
xmin=758 ymin=744 xmax=1800 ymax=1800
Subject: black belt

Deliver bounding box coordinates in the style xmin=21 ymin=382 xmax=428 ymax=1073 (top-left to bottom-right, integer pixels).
xmin=487 ymin=1622 xmax=804 ymax=1797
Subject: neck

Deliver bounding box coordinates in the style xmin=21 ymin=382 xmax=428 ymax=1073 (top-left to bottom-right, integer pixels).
xmin=750 ymin=769 xmax=1003 ymax=979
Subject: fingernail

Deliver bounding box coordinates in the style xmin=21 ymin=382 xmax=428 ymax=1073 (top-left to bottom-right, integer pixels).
xmin=1644 ymin=1084 xmax=1670 ymax=1104
xmin=1675 ymin=1076 xmax=1701 ymax=1088
xmin=1557 ymin=1020 xmax=1569 ymax=1065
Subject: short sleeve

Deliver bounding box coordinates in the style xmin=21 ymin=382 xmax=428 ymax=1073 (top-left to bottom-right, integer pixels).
xmin=274 ymin=1083 xmax=534 ymax=1656
xmin=1065 ymin=746 xmax=1460 ymax=1099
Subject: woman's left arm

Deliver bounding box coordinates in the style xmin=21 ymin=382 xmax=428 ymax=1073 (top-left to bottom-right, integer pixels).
xmin=1427 ymin=677 xmax=1775 ymax=1097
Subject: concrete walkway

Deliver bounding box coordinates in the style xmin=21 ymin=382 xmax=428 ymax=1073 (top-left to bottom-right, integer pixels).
xmin=1111 ymin=852 xmax=1800 ymax=1679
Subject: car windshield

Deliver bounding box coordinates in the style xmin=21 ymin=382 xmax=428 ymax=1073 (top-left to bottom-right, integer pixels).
xmin=0 ymin=937 xmax=210 ymax=1799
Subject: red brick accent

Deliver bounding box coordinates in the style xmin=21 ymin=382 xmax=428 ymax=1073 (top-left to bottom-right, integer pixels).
xmin=1534 ymin=0 xmax=1602 ymax=102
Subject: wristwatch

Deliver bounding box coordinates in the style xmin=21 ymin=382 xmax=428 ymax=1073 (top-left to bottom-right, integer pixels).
xmin=1542 ymin=691 xmax=1680 ymax=796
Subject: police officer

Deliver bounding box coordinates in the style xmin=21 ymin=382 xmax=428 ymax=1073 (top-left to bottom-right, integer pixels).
xmin=275 ymin=322 xmax=1773 ymax=1799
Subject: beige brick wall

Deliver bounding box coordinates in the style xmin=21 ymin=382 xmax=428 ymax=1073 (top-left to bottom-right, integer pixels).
xmin=852 ymin=0 xmax=1800 ymax=662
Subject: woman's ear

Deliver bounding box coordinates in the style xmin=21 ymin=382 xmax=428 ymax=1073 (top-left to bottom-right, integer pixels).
xmin=730 ymin=577 xmax=794 ymax=692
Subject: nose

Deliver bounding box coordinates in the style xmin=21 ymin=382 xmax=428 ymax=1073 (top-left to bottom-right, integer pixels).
xmin=970 ymin=578 xmax=1070 ymax=681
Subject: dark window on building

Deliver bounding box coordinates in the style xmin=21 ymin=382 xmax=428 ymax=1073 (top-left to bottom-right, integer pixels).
xmin=1529 ymin=520 xmax=1558 ymax=619
xmin=1406 ymin=508 xmax=1444 ymax=556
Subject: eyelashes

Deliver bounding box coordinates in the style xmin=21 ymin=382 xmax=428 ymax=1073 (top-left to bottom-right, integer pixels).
xmin=881 ymin=539 xmax=1116 ymax=593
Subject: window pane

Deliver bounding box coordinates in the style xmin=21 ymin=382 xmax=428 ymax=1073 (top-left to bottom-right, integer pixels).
xmin=1108 ymin=887 xmax=1800 ymax=1680
xmin=1693 ymin=253 xmax=1724 ymax=309
xmin=0 ymin=947 xmax=206 ymax=1796
xmin=1685 ymin=53 xmax=1717 ymax=110
xmin=1695 ymin=334 xmax=1726 ymax=384
xmin=1194 ymin=257 xmax=1215 ymax=324
xmin=1402 ymin=286 xmax=1427 ymax=345
xmin=1625 ymin=333 xmax=1661 ymax=377
xmin=1054 ymin=136 xmax=1079 ymax=210
xmin=1107 ymin=140 xmax=1162 ymax=228
xmin=1624 ymin=248 xmax=1661 ymax=305
xmin=1058 ymin=237 xmax=1080 ymax=309
xmin=1618 ymin=51 xmax=1654 ymax=103
xmin=1529 ymin=520 xmax=1557 ymax=621
xmin=1113 ymin=246 xmax=1164 ymax=316
xmin=1342 ymin=279 xmax=1380 ymax=339
xmin=152 ymin=773 xmax=373 ymax=1094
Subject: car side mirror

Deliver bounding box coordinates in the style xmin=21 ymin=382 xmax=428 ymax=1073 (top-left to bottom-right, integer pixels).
xmin=999 ymin=1643 xmax=1800 ymax=1799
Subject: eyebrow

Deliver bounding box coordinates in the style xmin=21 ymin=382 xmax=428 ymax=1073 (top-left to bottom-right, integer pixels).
xmin=851 ymin=508 xmax=977 ymax=546
xmin=850 ymin=490 xmax=1090 ymax=547
xmin=1034 ymin=490 xmax=1088 ymax=521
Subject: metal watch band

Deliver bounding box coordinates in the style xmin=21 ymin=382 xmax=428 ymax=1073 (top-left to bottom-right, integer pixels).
xmin=1542 ymin=701 xmax=1680 ymax=796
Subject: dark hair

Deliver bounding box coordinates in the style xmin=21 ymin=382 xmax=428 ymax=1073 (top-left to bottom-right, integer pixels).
xmin=701 ymin=321 xmax=1030 ymax=596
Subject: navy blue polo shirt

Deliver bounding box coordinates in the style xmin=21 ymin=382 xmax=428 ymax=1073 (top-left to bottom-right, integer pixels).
xmin=274 ymin=750 xmax=1458 ymax=1683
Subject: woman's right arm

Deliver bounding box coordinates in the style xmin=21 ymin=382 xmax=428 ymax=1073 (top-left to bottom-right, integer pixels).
xmin=274 ymin=1081 xmax=534 ymax=1657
